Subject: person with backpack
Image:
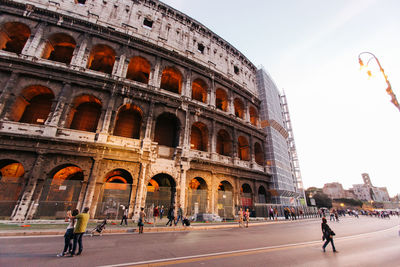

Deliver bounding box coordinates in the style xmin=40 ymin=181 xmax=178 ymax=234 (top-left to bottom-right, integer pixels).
xmin=321 ymin=217 xmax=338 ymax=253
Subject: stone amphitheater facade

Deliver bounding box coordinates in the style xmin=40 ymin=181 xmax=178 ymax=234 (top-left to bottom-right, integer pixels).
xmin=0 ymin=0 xmax=272 ymax=221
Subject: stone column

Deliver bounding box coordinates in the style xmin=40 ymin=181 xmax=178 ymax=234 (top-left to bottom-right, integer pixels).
xmin=112 ymin=54 xmax=126 ymax=77
xmin=184 ymin=70 xmax=192 ymax=98
xmin=82 ymin=157 xmax=102 ymax=218
xmin=144 ymin=101 xmax=155 ymax=139
xmin=150 ymin=56 xmax=161 ymax=87
xmin=249 ymin=135 xmax=254 ymax=164
xmin=97 ymin=89 xmax=117 ymax=142
xmin=210 ymin=119 xmax=216 ymax=155
xmin=70 ymin=38 xmax=88 ymax=68
xmin=182 ymin=107 xmax=191 ymax=152
xmin=228 ymin=92 xmax=234 ymax=115
xmin=245 ymin=101 xmax=250 ymax=123
xmin=22 ymin=23 xmax=45 ymax=57
xmin=0 ymin=72 xmax=18 ymax=118
xmin=11 ymin=153 xmax=46 ymax=221
xmin=209 ymin=76 xmax=216 ymax=108
xmin=232 ymin=127 xmax=238 ymax=159
xmin=133 ymin=163 xmax=148 ymax=220
xmin=179 ymin=164 xmax=189 ymax=215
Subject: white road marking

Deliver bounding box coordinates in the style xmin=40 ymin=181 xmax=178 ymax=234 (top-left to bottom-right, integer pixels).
xmin=97 ymin=225 xmax=399 ymax=267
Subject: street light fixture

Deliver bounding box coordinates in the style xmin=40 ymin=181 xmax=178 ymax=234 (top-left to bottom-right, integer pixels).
xmin=358 ymin=52 xmax=400 ymax=111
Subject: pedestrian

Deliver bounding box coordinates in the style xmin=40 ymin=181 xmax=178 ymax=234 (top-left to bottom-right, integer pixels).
xmin=138 ymin=207 xmax=146 ymax=234
xmin=274 ymin=208 xmax=278 ymax=221
xmin=175 ymin=204 xmax=183 ymax=226
xmin=69 ymin=207 xmax=90 ymax=257
xmin=57 ymin=209 xmax=79 ymax=257
xmin=166 ymin=206 xmax=174 ymax=226
xmin=321 ymin=217 xmax=337 ymax=253
xmin=238 ymin=208 xmax=244 ymax=227
xmin=334 ymin=211 xmax=339 ymax=222
xmin=245 ymin=208 xmax=250 ymax=228
xmin=269 ymin=207 xmax=274 ymax=220
xmin=120 ymin=207 xmax=128 ymax=226
xmin=153 ymin=205 xmax=159 ymax=227
xmin=160 ymin=205 xmax=164 ymax=220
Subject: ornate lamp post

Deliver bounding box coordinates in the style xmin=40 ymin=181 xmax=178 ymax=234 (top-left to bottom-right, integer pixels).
xmin=358 ymin=52 xmax=400 ymax=111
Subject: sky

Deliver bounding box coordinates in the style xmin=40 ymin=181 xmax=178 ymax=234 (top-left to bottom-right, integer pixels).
xmin=161 ymin=0 xmax=400 ymax=197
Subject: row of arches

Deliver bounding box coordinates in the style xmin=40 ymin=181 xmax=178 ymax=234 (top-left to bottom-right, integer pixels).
xmin=0 ymin=22 xmax=259 ymax=126
xmin=10 ymin=85 xmax=264 ymax=164
xmin=0 ymin=159 xmax=269 ymax=219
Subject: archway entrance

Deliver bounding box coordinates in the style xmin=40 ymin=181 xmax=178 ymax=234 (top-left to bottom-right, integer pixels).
xmin=241 ymin=183 xmax=253 ymax=209
xmin=35 ymin=165 xmax=83 ymax=219
xmin=218 ymin=180 xmax=233 ymax=219
xmin=145 ymin=174 xmax=176 ymax=216
xmin=0 ymin=160 xmax=25 ymax=218
xmin=187 ymin=177 xmax=207 ymax=216
xmin=95 ymin=169 xmax=133 ymax=219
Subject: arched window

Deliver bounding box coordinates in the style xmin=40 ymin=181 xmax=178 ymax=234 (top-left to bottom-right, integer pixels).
xmin=234 ymin=98 xmax=244 ymax=119
xmin=254 ymin=142 xmax=264 ymax=165
xmin=160 ymin=67 xmax=182 ymax=94
xmin=68 ymin=95 xmax=102 ymax=132
xmin=238 ymin=136 xmax=250 ymax=161
xmin=216 ymin=129 xmax=231 ymax=156
xmin=215 ymin=88 xmax=228 ymax=111
xmin=218 ymin=180 xmax=233 ymax=218
xmin=188 ymin=177 xmax=208 ymax=214
xmin=258 ymin=186 xmax=267 ymax=203
xmin=41 ymin=33 xmax=76 ymax=64
xmin=190 ymin=122 xmax=208 ymax=152
xmin=146 ymin=173 xmax=176 ymax=211
xmin=0 ymin=160 xmax=25 ymax=217
xmin=113 ymin=104 xmax=142 ymax=139
xmin=154 ymin=113 xmax=180 ymax=147
xmin=126 ymin=56 xmax=151 ymax=84
xmin=87 ymin=44 xmax=116 ymax=74
xmin=241 ymin=183 xmax=253 ymax=208
xmin=9 ymin=85 xmax=54 ymax=125
xmin=192 ymin=78 xmax=207 ymax=103
xmin=0 ymin=22 xmax=30 ymax=54
xmin=249 ymin=106 xmax=258 ymax=126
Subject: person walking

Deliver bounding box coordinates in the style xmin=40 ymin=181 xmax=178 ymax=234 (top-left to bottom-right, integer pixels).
xmin=238 ymin=208 xmax=244 ymax=228
xmin=69 ymin=207 xmax=90 ymax=257
xmin=153 ymin=205 xmax=159 ymax=227
xmin=175 ymin=204 xmax=183 ymax=226
xmin=120 ymin=207 xmax=128 ymax=226
xmin=166 ymin=206 xmax=174 ymax=226
xmin=268 ymin=207 xmax=274 ymax=220
xmin=57 ymin=209 xmax=79 ymax=257
xmin=138 ymin=207 xmax=146 ymax=234
xmin=159 ymin=205 xmax=164 ymax=220
xmin=321 ymin=217 xmax=337 ymax=253
xmin=274 ymin=208 xmax=278 ymax=221
xmin=245 ymin=208 xmax=250 ymax=228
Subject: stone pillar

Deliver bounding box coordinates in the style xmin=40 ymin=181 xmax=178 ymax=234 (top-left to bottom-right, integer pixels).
xmin=249 ymin=135 xmax=254 ymax=164
xmin=209 ymin=76 xmax=216 ymax=108
xmin=70 ymin=38 xmax=88 ymax=68
xmin=228 ymin=92 xmax=234 ymax=115
xmin=82 ymin=157 xmax=102 ymax=218
xmin=11 ymin=153 xmax=46 ymax=221
xmin=182 ymin=108 xmax=191 ymax=151
xmin=150 ymin=56 xmax=161 ymax=87
xmin=184 ymin=70 xmax=192 ymax=98
xmin=245 ymin=101 xmax=250 ymax=123
xmin=112 ymin=54 xmax=126 ymax=77
xmin=133 ymin=163 xmax=148 ymax=220
xmin=210 ymin=119 xmax=216 ymax=154
xmin=179 ymin=164 xmax=189 ymax=215
xmin=22 ymin=23 xmax=45 ymax=57
xmin=144 ymin=101 xmax=155 ymax=139
xmin=232 ymin=127 xmax=238 ymax=158
xmin=0 ymin=72 xmax=18 ymax=118
xmin=97 ymin=89 xmax=117 ymax=142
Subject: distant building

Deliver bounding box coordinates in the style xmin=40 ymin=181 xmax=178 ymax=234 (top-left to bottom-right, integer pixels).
xmin=322 ymin=182 xmax=345 ymax=199
xmin=351 ymin=184 xmax=372 ymax=201
xmin=371 ymin=187 xmax=390 ymax=202
xmin=344 ymin=189 xmax=356 ymax=199
xmin=351 ymin=173 xmax=390 ymax=202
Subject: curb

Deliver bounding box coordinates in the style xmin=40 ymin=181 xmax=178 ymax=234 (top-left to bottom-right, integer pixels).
xmin=0 ymin=218 xmax=320 ymax=237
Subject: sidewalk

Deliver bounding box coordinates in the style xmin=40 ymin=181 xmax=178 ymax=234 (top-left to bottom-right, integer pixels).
xmin=0 ymin=217 xmax=320 ymax=237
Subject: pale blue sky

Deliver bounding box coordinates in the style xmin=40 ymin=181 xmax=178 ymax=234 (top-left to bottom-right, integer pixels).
xmin=162 ymin=0 xmax=400 ymax=196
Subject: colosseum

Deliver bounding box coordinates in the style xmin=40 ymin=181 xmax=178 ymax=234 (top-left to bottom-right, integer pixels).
xmin=0 ymin=0 xmax=305 ymax=221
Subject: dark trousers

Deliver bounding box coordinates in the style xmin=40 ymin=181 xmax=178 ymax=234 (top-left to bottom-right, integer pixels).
xmin=166 ymin=217 xmax=174 ymax=226
xmin=323 ymin=237 xmax=336 ymax=251
xmin=120 ymin=215 xmax=127 ymax=225
xmin=175 ymin=215 xmax=183 ymax=226
xmin=63 ymin=228 xmax=74 ymax=253
xmin=71 ymin=233 xmax=84 ymax=255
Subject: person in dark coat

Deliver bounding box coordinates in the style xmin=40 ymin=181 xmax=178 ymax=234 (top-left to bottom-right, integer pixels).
xmin=166 ymin=206 xmax=174 ymax=226
xmin=321 ymin=217 xmax=337 ymax=252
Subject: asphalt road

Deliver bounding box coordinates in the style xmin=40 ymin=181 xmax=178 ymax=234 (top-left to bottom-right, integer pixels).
xmin=1 ymin=216 xmax=399 ymax=267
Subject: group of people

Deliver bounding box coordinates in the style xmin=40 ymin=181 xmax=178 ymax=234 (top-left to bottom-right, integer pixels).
xmin=57 ymin=207 xmax=90 ymax=257
xmin=238 ymin=208 xmax=250 ymax=228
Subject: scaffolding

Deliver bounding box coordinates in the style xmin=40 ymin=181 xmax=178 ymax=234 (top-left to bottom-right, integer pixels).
xmin=280 ymin=92 xmax=307 ymax=205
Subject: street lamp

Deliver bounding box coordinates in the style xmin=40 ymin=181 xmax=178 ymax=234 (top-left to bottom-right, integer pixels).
xmin=358 ymin=52 xmax=400 ymax=111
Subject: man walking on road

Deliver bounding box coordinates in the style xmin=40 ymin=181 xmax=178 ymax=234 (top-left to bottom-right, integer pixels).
xmin=321 ymin=217 xmax=337 ymax=253
xmin=69 ymin=207 xmax=90 ymax=257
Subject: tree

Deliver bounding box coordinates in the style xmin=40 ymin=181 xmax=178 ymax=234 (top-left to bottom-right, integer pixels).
xmin=312 ymin=192 xmax=332 ymax=208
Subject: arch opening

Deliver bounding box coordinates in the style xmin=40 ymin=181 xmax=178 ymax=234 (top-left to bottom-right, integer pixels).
xmin=113 ymin=104 xmax=142 ymax=139
xmin=154 ymin=113 xmax=180 ymax=147
xmin=217 ymin=180 xmax=233 ymax=219
xmin=95 ymin=169 xmax=133 ymax=219
xmin=35 ymin=165 xmax=83 ymax=219
xmin=0 ymin=160 xmax=25 ymax=218
xmin=215 ymin=88 xmax=228 ymax=111
xmin=87 ymin=44 xmax=116 ymax=74
xmin=145 ymin=174 xmax=176 ymax=214
xmin=216 ymin=129 xmax=231 ymax=156
xmin=249 ymin=106 xmax=258 ymax=126
xmin=126 ymin=56 xmax=150 ymax=84
xmin=0 ymin=22 xmax=30 ymax=54
xmin=160 ymin=67 xmax=182 ymax=94
xmin=9 ymin=85 xmax=54 ymax=125
xmin=234 ymin=98 xmax=244 ymax=119
xmin=187 ymin=177 xmax=208 ymax=215
xmin=258 ymin=186 xmax=267 ymax=203
xmin=41 ymin=33 xmax=76 ymax=64
xmin=190 ymin=122 xmax=208 ymax=152
xmin=254 ymin=142 xmax=264 ymax=165
xmin=241 ymin=183 xmax=253 ymax=210
xmin=68 ymin=95 xmax=102 ymax=132
xmin=238 ymin=136 xmax=250 ymax=161
xmin=192 ymin=79 xmax=207 ymax=103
